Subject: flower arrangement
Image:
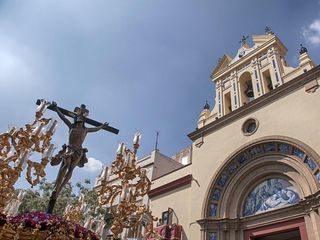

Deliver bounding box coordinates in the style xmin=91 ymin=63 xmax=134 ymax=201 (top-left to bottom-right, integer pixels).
xmin=0 ymin=212 xmax=99 ymax=240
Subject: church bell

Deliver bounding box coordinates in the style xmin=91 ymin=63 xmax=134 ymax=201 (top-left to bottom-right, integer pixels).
xmin=244 ymin=80 xmax=254 ymax=98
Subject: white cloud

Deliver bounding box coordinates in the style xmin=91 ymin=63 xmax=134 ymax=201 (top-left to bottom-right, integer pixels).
xmin=82 ymin=157 xmax=103 ymax=173
xmin=0 ymin=33 xmax=47 ymax=94
xmin=303 ymin=18 xmax=320 ymax=46
xmin=0 ymin=35 xmax=32 ymax=85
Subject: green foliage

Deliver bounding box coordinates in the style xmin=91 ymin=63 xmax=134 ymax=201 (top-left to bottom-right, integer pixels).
xmin=75 ymin=179 xmax=106 ymax=222
xmin=18 ymin=179 xmax=76 ymax=216
xmin=18 ymin=178 xmax=105 ymax=222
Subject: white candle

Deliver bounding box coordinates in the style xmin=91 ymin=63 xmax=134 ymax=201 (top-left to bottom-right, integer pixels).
xmin=47 ymin=119 xmax=58 ymax=134
xmin=120 ymin=189 xmax=126 ymax=201
xmin=79 ymin=194 xmax=84 ymax=204
xmin=127 ymin=187 xmax=132 ymax=200
xmin=43 ymin=144 xmax=55 ymax=159
xmin=80 ymin=202 xmax=86 ymax=212
xmin=120 ymin=185 xmax=127 ymax=201
xmin=101 ymin=166 xmax=107 ymax=180
xmin=131 ymin=187 xmax=136 ymax=197
xmin=116 ymin=196 xmax=120 ymax=206
xmin=127 ymin=154 xmax=132 ymax=167
xmin=32 ymin=123 xmax=44 ymax=136
xmin=133 ymin=132 xmax=141 ymax=145
xmin=116 ymin=142 xmax=125 ymax=155
xmin=106 ymin=167 xmax=111 ymax=181
xmin=19 ymin=150 xmax=30 ymax=169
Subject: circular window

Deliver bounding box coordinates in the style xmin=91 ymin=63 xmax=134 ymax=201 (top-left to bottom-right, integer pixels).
xmin=242 ymin=118 xmax=259 ymax=136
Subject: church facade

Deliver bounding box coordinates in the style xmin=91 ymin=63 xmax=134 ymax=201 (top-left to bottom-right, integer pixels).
xmin=149 ymin=31 xmax=320 ymax=240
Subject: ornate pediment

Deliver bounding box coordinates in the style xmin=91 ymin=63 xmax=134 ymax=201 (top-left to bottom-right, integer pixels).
xmin=211 ymin=54 xmax=232 ymax=77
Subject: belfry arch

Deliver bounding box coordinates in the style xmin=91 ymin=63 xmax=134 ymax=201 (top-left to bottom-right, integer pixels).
xmin=200 ymin=136 xmax=320 ymax=240
xmin=238 ymin=71 xmax=255 ymax=106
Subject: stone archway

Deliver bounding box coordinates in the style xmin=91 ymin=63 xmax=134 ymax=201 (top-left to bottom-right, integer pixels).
xmin=199 ymin=136 xmax=320 ymax=240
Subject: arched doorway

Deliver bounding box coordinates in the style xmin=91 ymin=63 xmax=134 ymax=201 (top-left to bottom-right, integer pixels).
xmin=200 ymin=136 xmax=320 ymax=240
xmin=243 ymin=217 xmax=308 ymax=240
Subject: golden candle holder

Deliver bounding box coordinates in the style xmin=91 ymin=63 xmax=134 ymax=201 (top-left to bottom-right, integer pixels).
xmin=63 ymin=194 xmax=85 ymax=224
xmin=63 ymin=202 xmax=83 ymax=224
xmin=98 ymin=133 xmax=158 ymax=239
xmin=0 ymin=99 xmax=57 ymax=213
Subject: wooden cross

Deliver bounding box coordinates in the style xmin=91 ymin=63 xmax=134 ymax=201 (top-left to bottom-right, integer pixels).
xmin=36 ymin=99 xmax=119 ymax=134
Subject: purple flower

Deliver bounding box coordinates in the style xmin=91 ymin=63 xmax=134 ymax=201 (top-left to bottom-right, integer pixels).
xmin=5 ymin=212 xmax=100 ymax=239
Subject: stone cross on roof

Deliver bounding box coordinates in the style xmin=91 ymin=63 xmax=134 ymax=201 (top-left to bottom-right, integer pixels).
xmin=265 ymin=26 xmax=274 ymax=35
xmin=239 ymin=35 xmax=249 ymax=45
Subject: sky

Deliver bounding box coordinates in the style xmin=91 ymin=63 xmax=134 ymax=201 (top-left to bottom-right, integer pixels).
xmin=0 ymin=0 xmax=319 ymax=189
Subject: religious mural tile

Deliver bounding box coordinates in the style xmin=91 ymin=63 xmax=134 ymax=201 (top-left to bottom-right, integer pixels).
xmin=208 ymin=232 xmax=218 ymax=240
xmin=305 ymin=157 xmax=317 ymax=171
xmin=212 ymin=188 xmax=221 ymax=201
xmin=228 ymin=163 xmax=237 ymax=174
xmin=217 ymin=174 xmax=228 ymax=187
xmin=316 ymin=171 xmax=320 ymax=183
xmin=278 ymin=143 xmax=291 ymax=154
xmin=293 ymin=148 xmax=304 ymax=159
xmin=209 ymin=203 xmax=217 ymax=217
xmin=249 ymin=146 xmax=263 ymax=156
xmin=243 ymin=178 xmax=300 ymax=217
xmin=238 ymin=152 xmax=249 ymax=165
xmin=264 ymin=143 xmax=276 ymax=152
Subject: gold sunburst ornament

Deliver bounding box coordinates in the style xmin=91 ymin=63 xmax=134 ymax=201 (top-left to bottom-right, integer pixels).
xmin=0 ymin=99 xmax=57 ymax=213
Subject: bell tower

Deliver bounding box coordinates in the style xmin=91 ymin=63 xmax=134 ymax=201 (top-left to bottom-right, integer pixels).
xmin=197 ymin=29 xmax=315 ymax=129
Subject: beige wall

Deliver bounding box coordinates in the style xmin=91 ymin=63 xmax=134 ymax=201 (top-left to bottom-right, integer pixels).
xmin=152 ymin=150 xmax=184 ymax=180
xmin=150 ymin=165 xmax=192 ymax=238
xmin=152 ymin=80 xmax=320 ymax=239
xmin=191 ymin=85 xmax=320 ymax=238
xmin=150 ymin=184 xmax=191 ymax=240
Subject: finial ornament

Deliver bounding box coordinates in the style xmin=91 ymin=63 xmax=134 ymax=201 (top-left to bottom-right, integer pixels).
xmin=299 ymin=44 xmax=308 ymax=55
xmin=239 ymin=35 xmax=249 ymax=45
xmin=203 ymin=101 xmax=210 ymax=110
xmin=265 ymin=26 xmax=274 ymax=35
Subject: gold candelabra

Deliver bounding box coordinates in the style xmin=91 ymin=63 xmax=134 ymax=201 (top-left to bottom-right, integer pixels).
xmin=63 ymin=194 xmax=84 ymax=224
xmin=0 ymin=99 xmax=57 ymax=213
xmin=98 ymin=133 xmax=158 ymax=239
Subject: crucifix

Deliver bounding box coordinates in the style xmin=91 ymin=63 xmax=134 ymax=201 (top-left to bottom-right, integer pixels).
xmin=265 ymin=26 xmax=274 ymax=35
xmin=239 ymin=35 xmax=249 ymax=45
xmin=35 ymin=100 xmax=119 ymax=214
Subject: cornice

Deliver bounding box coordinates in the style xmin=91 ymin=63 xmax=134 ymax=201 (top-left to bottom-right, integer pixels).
xmin=148 ymin=174 xmax=192 ymax=199
xmin=189 ymin=65 xmax=320 ymax=141
xmin=197 ymin=190 xmax=320 ymax=230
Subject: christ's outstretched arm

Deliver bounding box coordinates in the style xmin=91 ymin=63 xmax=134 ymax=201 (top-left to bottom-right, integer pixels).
xmin=52 ymin=102 xmax=72 ymax=128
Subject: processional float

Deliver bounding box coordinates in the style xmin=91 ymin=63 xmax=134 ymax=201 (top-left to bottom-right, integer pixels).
xmin=0 ymin=99 xmax=159 ymax=240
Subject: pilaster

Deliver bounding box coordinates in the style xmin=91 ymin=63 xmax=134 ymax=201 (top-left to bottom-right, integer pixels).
xmin=309 ymin=210 xmax=320 ymax=239
xmin=217 ymin=81 xmax=223 ymax=118
xmin=251 ymin=58 xmax=263 ymax=98
xmin=230 ymin=71 xmax=239 ymax=110
xmin=267 ymin=47 xmax=283 ymax=88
